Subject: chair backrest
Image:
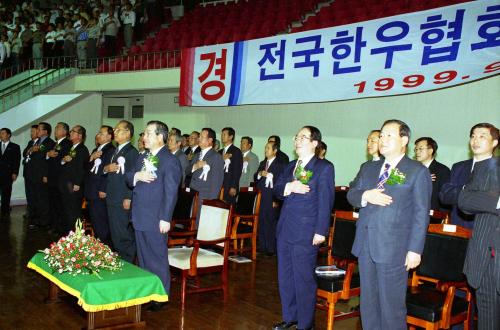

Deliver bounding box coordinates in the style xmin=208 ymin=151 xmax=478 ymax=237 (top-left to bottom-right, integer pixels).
xmin=429 ymin=209 xmax=450 ymax=224
xmin=172 ymin=188 xmax=198 ymax=221
xmin=234 ymin=187 xmax=261 ymax=216
xmin=334 ymin=186 xmax=353 ymax=211
xmin=417 ymin=224 xmax=471 ymax=282
xmin=331 ymin=211 xmax=358 ymax=261
xmin=196 ymin=199 xmax=233 ymax=243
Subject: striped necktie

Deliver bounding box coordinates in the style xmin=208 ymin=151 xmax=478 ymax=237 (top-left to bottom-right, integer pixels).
xmin=377 ymin=163 xmax=391 ymax=189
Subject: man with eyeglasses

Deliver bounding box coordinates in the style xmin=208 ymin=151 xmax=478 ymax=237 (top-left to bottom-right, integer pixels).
xmin=273 ymin=126 xmax=334 ymax=330
xmin=58 ymin=125 xmax=90 ymax=234
xmin=84 ymin=126 xmax=115 ymax=245
xmin=103 ymin=120 xmax=139 ymax=262
xmin=414 ymin=137 xmax=450 ymax=211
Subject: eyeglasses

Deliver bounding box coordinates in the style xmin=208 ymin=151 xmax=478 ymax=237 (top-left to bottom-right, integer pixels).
xmin=293 ymin=135 xmax=312 ymax=142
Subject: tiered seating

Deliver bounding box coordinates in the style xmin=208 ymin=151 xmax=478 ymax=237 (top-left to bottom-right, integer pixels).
xmin=293 ymin=0 xmax=471 ymax=33
xmin=135 ymin=0 xmax=321 ymax=54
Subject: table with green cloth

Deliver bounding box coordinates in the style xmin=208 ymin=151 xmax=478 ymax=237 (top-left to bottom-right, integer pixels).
xmin=27 ymin=252 xmax=168 ymax=329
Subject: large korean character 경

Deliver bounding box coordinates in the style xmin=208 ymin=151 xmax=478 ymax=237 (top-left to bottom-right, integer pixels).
xmin=198 ymin=49 xmax=227 ymax=101
xmin=370 ymin=21 xmax=413 ymax=69
xmin=420 ymin=9 xmax=465 ymax=65
xmin=258 ymin=40 xmax=286 ymax=81
xmin=471 ymin=4 xmax=500 ymax=51
xmin=330 ymin=26 xmax=367 ymax=74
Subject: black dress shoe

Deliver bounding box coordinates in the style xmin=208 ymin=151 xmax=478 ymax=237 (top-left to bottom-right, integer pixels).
xmin=146 ymin=301 xmax=167 ymax=312
xmin=272 ymin=321 xmax=297 ymax=330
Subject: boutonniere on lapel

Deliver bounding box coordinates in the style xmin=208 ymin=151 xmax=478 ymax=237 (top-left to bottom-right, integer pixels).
xmin=55 ymin=144 xmax=61 ymax=151
xmin=142 ymin=153 xmax=160 ymax=178
xmin=386 ymin=168 xmax=406 ymax=185
xmin=38 ymin=144 xmax=46 ymax=152
xmin=68 ymin=147 xmax=77 ymax=158
xmin=294 ymin=164 xmax=313 ymax=184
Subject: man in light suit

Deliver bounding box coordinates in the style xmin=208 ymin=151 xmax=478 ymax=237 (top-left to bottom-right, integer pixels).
xmin=58 ymin=125 xmax=90 ymax=234
xmin=0 ymin=128 xmax=21 ymax=220
xmin=273 ymin=126 xmax=334 ymax=330
xmin=414 ymin=137 xmax=450 ymax=211
xmin=219 ymin=127 xmax=243 ymax=205
xmin=84 ymin=125 xmax=115 ymax=245
xmin=127 ymin=121 xmax=182 ymax=312
xmin=348 ymin=119 xmax=432 ymax=330
xmin=104 ymin=120 xmax=139 ymax=263
xmin=440 ymin=123 xmax=498 ymax=229
xmin=167 ymin=131 xmax=189 ymax=187
xmin=239 ymin=136 xmax=259 ymax=188
xmin=459 ymin=154 xmax=499 ymax=330
xmin=189 ymin=128 xmax=224 ymax=225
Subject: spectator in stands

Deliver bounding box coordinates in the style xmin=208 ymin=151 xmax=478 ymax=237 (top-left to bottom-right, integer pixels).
xmin=414 ymin=137 xmax=450 ymax=211
xmin=54 ymin=22 xmax=65 ymax=57
xmin=43 ymin=23 xmax=56 ymax=58
xmin=20 ymin=20 xmax=32 ymax=60
xmin=75 ymin=17 xmax=88 ymax=67
xmin=366 ymin=129 xmax=381 ymax=161
xmin=133 ymin=0 xmax=147 ymax=41
xmin=63 ymin=20 xmax=76 ymax=58
xmin=10 ymin=31 xmax=22 ymax=73
xmin=0 ymin=39 xmax=6 ymax=73
xmin=102 ymin=6 xmax=120 ymax=56
xmin=31 ymin=21 xmax=43 ymax=68
xmin=86 ymin=17 xmax=100 ymax=65
xmin=440 ymin=123 xmax=499 ymax=229
xmin=121 ymin=2 xmax=135 ymax=49
xmin=0 ymin=34 xmax=10 ymax=69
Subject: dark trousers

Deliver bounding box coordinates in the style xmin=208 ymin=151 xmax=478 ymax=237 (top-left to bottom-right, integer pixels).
xmin=277 ymin=239 xmax=318 ymax=329
xmin=476 ymin=258 xmax=500 ymax=330
xmin=136 ymin=230 xmax=169 ymax=294
xmin=108 ymin=203 xmax=136 ymax=263
xmin=48 ymin=185 xmax=63 ymax=230
xmin=24 ymin=177 xmax=35 ymax=216
xmin=358 ymin=244 xmax=408 ymax=330
xmin=60 ymin=185 xmax=83 ymax=234
xmin=88 ymin=198 xmax=111 ymax=246
xmin=258 ymin=202 xmax=278 ymax=253
xmin=33 ymin=180 xmax=50 ymax=225
xmin=0 ymin=182 xmax=13 ymax=214
xmin=104 ymin=35 xmax=117 ymax=56
xmin=223 ymin=185 xmax=237 ymax=205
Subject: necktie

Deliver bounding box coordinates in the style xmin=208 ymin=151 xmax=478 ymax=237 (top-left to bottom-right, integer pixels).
xmin=1 ymin=143 xmax=5 ymax=154
xmin=265 ymin=160 xmax=270 ymax=171
xmin=199 ymin=152 xmax=203 ymax=161
xmin=294 ymin=160 xmax=303 ymax=178
xmin=377 ymin=163 xmax=391 ymax=189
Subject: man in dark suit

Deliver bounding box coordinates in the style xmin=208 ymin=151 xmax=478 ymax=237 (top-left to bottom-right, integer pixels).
xmin=104 ymin=120 xmax=139 ymax=263
xmin=184 ymin=131 xmax=200 ymax=187
xmin=219 ymin=127 xmax=243 ymax=205
xmin=127 ymin=120 xmax=182 ymax=312
xmin=414 ymin=137 xmax=450 ymax=211
xmin=348 ymin=119 xmax=432 ymax=330
xmin=46 ymin=122 xmax=72 ymax=233
xmin=273 ymin=126 xmax=334 ymax=330
xmin=26 ymin=122 xmax=56 ymax=229
xmin=58 ymin=125 xmax=90 ymax=234
xmin=167 ymin=131 xmax=189 ymax=186
xmin=459 ymin=155 xmax=499 ymax=330
xmin=84 ymin=126 xmax=115 ymax=245
xmin=22 ymin=124 xmax=39 ymax=220
xmin=440 ymin=123 xmax=498 ymax=229
xmin=268 ymin=135 xmax=290 ymax=164
xmin=255 ymin=141 xmax=285 ymax=256
xmin=0 ymin=128 xmax=21 ymax=219
xmin=189 ymin=128 xmax=224 ymax=225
